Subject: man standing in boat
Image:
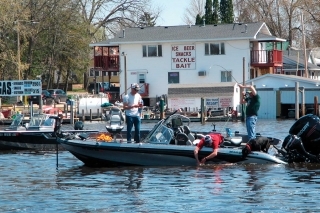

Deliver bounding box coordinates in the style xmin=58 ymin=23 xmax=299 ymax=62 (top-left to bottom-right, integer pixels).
xmin=194 ymin=134 xmax=223 ymax=165
xmin=123 ymin=83 xmax=143 ymax=143
xmin=238 ymin=84 xmax=260 ymax=140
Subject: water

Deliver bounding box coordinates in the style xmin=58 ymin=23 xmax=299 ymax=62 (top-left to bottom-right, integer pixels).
xmin=2 ymin=119 xmax=320 ymax=212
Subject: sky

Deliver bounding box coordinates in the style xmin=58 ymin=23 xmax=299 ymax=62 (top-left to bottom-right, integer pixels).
xmin=152 ymin=0 xmax=191 ymax=26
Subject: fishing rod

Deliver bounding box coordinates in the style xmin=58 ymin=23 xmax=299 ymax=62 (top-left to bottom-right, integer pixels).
xmin=210 ymin=64 xmax=240 ymax=84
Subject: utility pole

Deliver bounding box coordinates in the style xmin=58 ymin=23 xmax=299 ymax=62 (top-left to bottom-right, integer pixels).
xmin=241 ymin=57 xmax=246 ymax=122
xmin=302 ymin=13 xmax=308 ymax=78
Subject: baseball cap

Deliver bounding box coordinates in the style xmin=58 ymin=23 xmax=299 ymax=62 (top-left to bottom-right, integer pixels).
xmin=204 ymin=135 xmax=212 ymax=145
xmin=131 ymin=83 xmax=140 ymax=91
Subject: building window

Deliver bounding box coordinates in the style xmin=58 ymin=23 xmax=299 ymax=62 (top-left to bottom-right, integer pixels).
xmin=143 ymin=45 xmax=162 ymax=57
xmin=168 ymin=72 xmax=179 ymax=84
xmin=138 ymin=73 xmax=146 ymax=83
xmin=205 ymin=43 xmax=225 ymax=55
xmin=89 ymin=68 xmax=101 ymax=77
xmin=221 ymin=70 xmax=232 ymax=82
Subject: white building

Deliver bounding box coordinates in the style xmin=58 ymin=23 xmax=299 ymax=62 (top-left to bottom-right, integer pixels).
xmin=90 ymin=22 xmax=291 ymax=114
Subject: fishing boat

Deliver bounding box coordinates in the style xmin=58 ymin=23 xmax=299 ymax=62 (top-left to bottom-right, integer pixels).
xmin=0 ymin=113 xmax=97 ymax=151
xmin=56 ymin=110 xmax=286 ymax=167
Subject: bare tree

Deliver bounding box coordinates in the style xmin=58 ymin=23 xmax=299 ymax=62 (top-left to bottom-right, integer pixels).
xmin=183 ymin=0 xmax=205 ymax=25
xmin=300 ymin=0 xmax=320 ymax=47
xmin=78 ymin=0 xmax=159 ymax=41
xmin=234 ymin=0 xmax=305 ymax=48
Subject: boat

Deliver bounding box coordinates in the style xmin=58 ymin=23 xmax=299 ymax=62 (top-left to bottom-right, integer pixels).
xmin=56 ymin=110 xmax=286 ymax=167
xmin=0 ymin=113 xmax=98 ymax=151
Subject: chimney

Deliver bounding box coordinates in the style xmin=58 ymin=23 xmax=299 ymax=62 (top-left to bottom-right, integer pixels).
xmin=122 ymin=29 xmax=125 ymax=38
xmin=203 ymin=18 xmax=205 ymax=27
xmin=245 ymin=24 xmax=247 ymax=33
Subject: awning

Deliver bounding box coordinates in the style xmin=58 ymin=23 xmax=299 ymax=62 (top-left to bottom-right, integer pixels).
xmin=168 ymin=83 xmax=236 ymax=98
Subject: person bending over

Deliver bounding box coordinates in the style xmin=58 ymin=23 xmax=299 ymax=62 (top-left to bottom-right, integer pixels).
xmin=194 ymin=134 xmax=223 ymax=166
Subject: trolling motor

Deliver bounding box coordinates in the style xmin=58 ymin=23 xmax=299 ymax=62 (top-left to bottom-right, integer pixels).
xmin=211 ymin=123 xmax=216 ymax=132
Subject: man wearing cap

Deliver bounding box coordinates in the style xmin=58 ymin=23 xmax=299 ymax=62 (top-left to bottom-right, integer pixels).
xmin=123 ymin=83 xmax=143 ymax=143
xmin=238 ymin=84 xmax=260 ymax=140
xmin=194 ymin=134 xmax=223 ymax=166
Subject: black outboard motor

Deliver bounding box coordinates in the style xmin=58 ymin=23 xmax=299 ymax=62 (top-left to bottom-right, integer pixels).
xmin=282 ymin=134 xmax=320 ymax=163
xmin=289 ymin=114 xmax=320 ymax=155
xmin=74 ymin=121 xmax=84 ymax=130
xmin=289 ymin=114 xmax=320 ymax=141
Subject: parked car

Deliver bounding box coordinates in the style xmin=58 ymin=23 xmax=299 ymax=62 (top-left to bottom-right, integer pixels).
xmin=87 ymin=82 xmax=110 ymax=94
xmin=47 ymin=89 xmax=68 ymax=104
xmin=28 ymin=90 xmax=53 ymax=105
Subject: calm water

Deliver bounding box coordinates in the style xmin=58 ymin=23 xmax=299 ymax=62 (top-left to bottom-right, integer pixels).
xmin=2 ymin=119 xmax=320 ymax=212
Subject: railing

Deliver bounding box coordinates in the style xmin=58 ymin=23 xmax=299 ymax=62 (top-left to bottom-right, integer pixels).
xmin=94 ymin=55 xmax=119 ymax=71
xmin=251 ymin=50 xmax=283 ymax=64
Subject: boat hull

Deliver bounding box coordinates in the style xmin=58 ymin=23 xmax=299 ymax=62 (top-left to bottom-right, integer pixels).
xmin=59 ymin=139 xmax=286 ymax=167
xmin=0 ymin=129 xmax=151 ymax=151
xmin=0 ymin=132 xmax=61 ymax=151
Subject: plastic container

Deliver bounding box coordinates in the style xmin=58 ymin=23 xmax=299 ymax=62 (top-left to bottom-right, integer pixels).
xmin=78 ymin=97 xmax=109 ymax=115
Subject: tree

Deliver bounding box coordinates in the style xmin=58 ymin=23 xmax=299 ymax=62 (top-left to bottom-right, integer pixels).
xmin=212 ymin=0 xmax=220 ymax=24
xmin=195 ymin=14 xmax=203 ymax=25
xmin=204 ymin=0 xmax=213 ymax=24
xmin=138 ymin=12 xmax=156 ymax=27
xmin=183 ymin=0 xmax=205 ymax=25
xmin=233 ymin=0 xmax=305 ymax=47
xmin=220 ymin=0 xmax=234 ymax=24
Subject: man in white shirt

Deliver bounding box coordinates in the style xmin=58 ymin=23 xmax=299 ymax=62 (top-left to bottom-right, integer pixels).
xmin=123 ymin=83 xmax=143 ymax=143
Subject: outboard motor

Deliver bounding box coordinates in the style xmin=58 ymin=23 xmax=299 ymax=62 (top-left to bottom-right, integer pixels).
xmin=74 ymin=121 xmax=84 ymax=130
xmin=287 ymin=114 xmax=320 ymax=157
xmin=282 ymin=134 xmax=320 ymax=163
xmin=289 ymin=114 xmax=320 ymax=141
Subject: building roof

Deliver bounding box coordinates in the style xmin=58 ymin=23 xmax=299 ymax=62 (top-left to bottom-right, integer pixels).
xmin=246 ymin=74 xmax=320 ymax=85
xmin=90 ymin=22 xmax=285 ymax=46
xmin=283 ymin=55 xmax=320 ymax=71
xmin=168 ymin=82 xmax=236 ymax=98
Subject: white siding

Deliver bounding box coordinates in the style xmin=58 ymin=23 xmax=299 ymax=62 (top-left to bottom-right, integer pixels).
xmin=119 ymin=40 xmax=250 ymax=97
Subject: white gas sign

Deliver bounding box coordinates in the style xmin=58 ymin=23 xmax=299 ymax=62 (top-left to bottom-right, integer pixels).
xmin=0 ymin=80 xmax=42 ymax=96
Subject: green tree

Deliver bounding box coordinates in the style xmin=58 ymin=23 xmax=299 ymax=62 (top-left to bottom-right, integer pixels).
xmin=195 ymin=14 xmax=203 ymax=25
xmin=204 ymin=0 xmax=213 ymax=24
xmin=212 ymin=0 xmax=220 ymax=24
xmin=220 ymin=0 xmax=234 ymax=24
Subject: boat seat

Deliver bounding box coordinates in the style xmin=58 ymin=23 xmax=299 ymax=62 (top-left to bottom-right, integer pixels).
xmin=175 ymin=133 xmax=192 ymax=146
xmin=108 ymin=107 xmax=124 ymax=126
xmin=183 ymin=125 xmax=195 ymax=142
xmin=106 ymin=107 xmax=124 ymax=142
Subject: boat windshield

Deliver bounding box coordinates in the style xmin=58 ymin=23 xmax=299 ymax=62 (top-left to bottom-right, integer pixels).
xmin=10 ymin=114 xmax=24 ymax=127
xmin=148 ymin=124 xmax=174 ymax=144
xmin=29 ymin=114 xmax=50 ymax=127
xmin=143 ymin=113 xmax=190 ymax=144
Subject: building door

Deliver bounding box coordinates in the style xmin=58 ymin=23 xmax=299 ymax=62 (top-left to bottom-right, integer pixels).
xmin=258 ymin=90 xmax=276 ymax=119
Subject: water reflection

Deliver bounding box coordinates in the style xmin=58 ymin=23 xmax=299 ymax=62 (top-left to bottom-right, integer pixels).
xmin=287 ymin=163 xmax=320 ymax=184
xmin=56 ymin=165 xmax=146 ymax=190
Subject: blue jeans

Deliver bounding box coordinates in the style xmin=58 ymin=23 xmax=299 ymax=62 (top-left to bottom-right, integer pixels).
xmin=126 ymin=115 xmax=141 ymax=142
xmin=246 ymin=115 xmax=257 ymax=141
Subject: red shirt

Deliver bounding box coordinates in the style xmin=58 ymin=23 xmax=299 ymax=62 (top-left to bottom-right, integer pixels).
xmin=197 ymin=133 xmax=223 ymax=150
